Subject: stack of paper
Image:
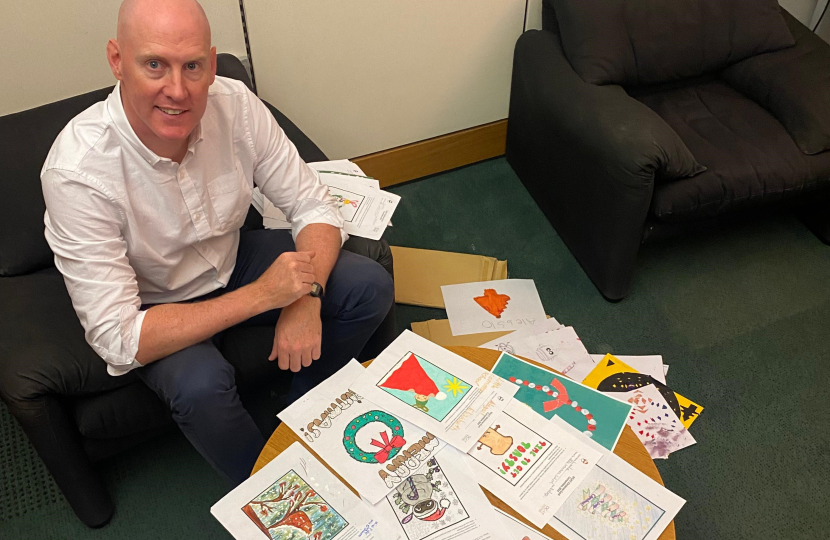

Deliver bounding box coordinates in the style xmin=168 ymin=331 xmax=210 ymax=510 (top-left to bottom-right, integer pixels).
xmin=255 ymin=159 xmax=400 ymax=240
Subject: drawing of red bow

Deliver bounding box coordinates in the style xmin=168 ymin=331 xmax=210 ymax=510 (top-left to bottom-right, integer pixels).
xmin=543 ymin=379 xmax=570 ymax=412
xmin=370 ymin=431 xmax=406 ymax=463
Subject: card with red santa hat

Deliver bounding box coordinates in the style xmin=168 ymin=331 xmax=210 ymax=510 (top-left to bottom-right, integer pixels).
xmin=352 ymin=331 xmax=518 ymax=452
xmin=278 ymin=360 xmax=447 ymax=504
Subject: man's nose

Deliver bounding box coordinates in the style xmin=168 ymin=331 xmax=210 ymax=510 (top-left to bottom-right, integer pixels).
xmin=164 ymin=70 xmax=188 ymax=102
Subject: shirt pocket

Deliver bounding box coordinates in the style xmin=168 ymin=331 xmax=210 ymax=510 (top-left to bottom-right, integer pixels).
xmin=207 ymin=162 xmax=252 ymax=232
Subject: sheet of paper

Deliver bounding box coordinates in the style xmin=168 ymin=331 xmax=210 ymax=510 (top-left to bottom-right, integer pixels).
xmin=582 ymin=355 xmax=703 ymax=428
xmin=211 ymin=442 xmax=393 ymax=540
xmin=478 ymin=317 xmax=563 ymax=353
xmin=621 ymin=384 xmax=696 ymax=459
xmin=465 ymin=401 xmax=601 ymax=527
xmin=494 ymin=508 xmax=553 ymax=540
xmin=365 ymin=446 xmax=509 ymax=540
xmin=442 ymin=279 xmax=547 ymax=336
xmin=309 ymin=159 xmax=371 ymax=180
xmin=547 ymin=417 xmax=685 ymax=540
xmin=491 ymin=354 xmax=631 ymax=451
xmin=589 ymin=354 xmax=666 ymax=384
xmin=509 ymin=326 xmax=597 ymax=383
xmin=318 ymin=174 xmax=399 ymax=240
xmin=663 ymin=365 xmax=669 ymax=376
xmin=278 ymin=360 xmax=447 ymax=504
xmin=351 ymin=330 xmax=518 ymax=452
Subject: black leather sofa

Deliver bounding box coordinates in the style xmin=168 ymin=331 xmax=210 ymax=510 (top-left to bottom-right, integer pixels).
xmin=507 ymin=0 xmax=830 ymax=300
xmin=0 ymin=54 xmax=395 ymax=527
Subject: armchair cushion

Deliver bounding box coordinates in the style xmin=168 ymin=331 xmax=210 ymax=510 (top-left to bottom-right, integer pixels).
xmin=551 ymin=0 xmax=794 ymax=87
xmin=722 ymin=10 xmax=830 ymax=155
xmin=639 ymin=80 xmax=830 ymax=221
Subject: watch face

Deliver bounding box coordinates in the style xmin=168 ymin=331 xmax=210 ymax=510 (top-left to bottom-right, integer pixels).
xmin=310 ymin=282 xmax=323 ymax=298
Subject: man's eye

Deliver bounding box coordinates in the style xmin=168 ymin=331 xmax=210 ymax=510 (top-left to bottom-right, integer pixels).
xmin=148 ymin=61 xmax=160 ymax=69
xmin=187 ymin=62 xmax=197 ymax=70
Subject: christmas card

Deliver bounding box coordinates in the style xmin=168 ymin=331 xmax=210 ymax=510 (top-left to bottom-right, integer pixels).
xmin=211 ymin=442 xmax=393 ymax=540
xmin=351 ymin=331 xmax=518 ymax=452
xmin=620 ymin=384 xmax=696 ymax=459
xmin=547 ymin=417 xmax=685 ymax=540
xmin=582 ymin=354 xmax=703 ymax=428
xmin=441 ymin=279 xmax=547 ymax=336
xmin=366 ymin=446 xmax=510 ymax=540
xmin=465 ymin=401 xmax=600 ymax=527
xmin=490 ymin=353 xmax=631 ymax=451
xmin=278 ymin=360 xmax=447 ymax=504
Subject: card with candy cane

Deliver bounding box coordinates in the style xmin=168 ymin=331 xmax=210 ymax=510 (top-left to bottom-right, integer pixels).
xmin=621 ymin=384 xmax=696 ymax=459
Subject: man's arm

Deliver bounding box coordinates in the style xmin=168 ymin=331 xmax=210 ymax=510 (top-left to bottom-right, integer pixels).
xmin=269 ymin=223 xmax=341 ymax=371
xmin=136 ymin=250 xmax=316 ymax=365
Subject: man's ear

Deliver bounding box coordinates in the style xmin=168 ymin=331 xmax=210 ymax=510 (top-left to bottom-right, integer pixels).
xmin=209 ymin=46 xmax=217 ymax=85
xmin=106 ymin=39 xmax=124 ymax=81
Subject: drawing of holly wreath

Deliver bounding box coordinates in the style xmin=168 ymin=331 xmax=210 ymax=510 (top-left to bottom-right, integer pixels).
xmin=342 ymin=410 xmax=406 ymax=464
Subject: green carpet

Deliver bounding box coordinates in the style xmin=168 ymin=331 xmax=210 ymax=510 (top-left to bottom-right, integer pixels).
xmin=2 ymin=157 xmax=829 ymax=538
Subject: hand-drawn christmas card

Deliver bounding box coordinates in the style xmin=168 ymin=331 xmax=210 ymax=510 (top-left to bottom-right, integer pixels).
xmin=368 ymin=446 xmax=509 ymax=540
xmin=441 ymin=279 xmax=547 ymax=336
xmin=621 ymin=385 xmax=696 ymax=459
xmin=509 ymin=326 xmax=597 ymax=383
xmin=582 ymin=354 xmax=703 ymax=428
xmin=465 ymin=401 xmax=601 ymax=528
xmin=588 ymin=355 xmax=667 ymax=384
xmin=352 ymin=331 xmax=518 ymax=452
xmin=278 ymin=360 xmax=446 ymax=504
xmin=547 ymin=417 xmax=685 ymax=540
xmin=491 ymin=353 xmax=631 ymax=451
xmin=211 ymin=442 xmax=390 ymax=540
xmin=494 ymin=508 xmax=553 ymax=540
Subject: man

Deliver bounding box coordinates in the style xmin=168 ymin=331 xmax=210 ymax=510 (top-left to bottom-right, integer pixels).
xmin=40 ymin=0 xmax=394 ymax=486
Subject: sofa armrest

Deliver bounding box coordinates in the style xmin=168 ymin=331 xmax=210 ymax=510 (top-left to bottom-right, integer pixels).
xmin=722 ymin=10 xmax=830 ymax=155
xmin=506 ymin=30 xmax=701 ymax=299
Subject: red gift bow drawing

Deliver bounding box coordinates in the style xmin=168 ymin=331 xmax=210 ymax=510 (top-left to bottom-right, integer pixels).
xmin=370 ymin=431 xmax=406 ymax=463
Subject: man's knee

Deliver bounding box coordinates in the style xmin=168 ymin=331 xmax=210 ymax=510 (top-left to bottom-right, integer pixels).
xmin=165 ymin=355 xmax=237 ymax=419
xmin=340 ymin=254 xmax=394 ymax=321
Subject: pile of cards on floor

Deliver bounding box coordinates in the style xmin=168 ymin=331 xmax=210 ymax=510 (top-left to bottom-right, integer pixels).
xmin=212 ymin=316 xmax=692 ymax=540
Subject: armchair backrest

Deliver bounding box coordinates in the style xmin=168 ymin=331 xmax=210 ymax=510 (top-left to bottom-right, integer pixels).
xmin=546 ymin=0 xmax=795 ymax=87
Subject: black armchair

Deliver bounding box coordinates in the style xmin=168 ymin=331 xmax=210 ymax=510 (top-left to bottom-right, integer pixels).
xmin=0 ymin=54 xmax=395 ymax=527
xmin=507 ymin=0 xmax=830 ymax=300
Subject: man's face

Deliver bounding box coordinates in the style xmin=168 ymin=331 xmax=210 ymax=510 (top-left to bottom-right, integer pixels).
xmin=108 ymin=4 xmax=216 ymax=155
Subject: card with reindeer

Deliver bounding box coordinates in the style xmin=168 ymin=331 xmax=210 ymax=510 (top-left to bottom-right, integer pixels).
xmin=211 ymin=442 xmax=393 ymax=540
xmin=464 ymin=401 xmax=601 ymax=528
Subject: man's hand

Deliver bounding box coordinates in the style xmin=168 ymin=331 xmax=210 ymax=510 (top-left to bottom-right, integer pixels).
xmin=253 ymin=251 xmax=316 ymax=311
xmin=269 ymin=296 xmax=322 ymax=372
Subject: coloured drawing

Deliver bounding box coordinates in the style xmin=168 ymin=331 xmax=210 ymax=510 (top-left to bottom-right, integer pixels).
xmin=468 ymin=412 xmax=551 ymax=487
xmin=474 ymin=289 xmax=511 ymax=318
xmin=377 ymin=353 xmax=471 ymax=422
xmin=386 ymin=457 xmax=469 ymax=540
xmin=552 ymin=465 xmax=665 ymax=540
xmin=491 ymin=354 xmax=631 ymax=451
xmin=327 ymin=187 xmax=365 ymax=222
xmin=341 ymin=410 xmax=406 ymax=464
xmin=242 ymin=469 xmax=348 ymax=540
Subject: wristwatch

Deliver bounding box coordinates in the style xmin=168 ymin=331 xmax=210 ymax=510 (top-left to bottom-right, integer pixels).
xmin=309 ymin=282 xmax=324 ymax=298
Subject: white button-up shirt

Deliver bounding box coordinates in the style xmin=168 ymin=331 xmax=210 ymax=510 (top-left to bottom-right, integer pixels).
xmin=41 ymin=76 xmax=345 ymax=376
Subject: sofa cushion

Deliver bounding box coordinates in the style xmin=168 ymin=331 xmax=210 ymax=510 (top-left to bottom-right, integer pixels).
xmin=72 ymin=381 xmax=172 ymax=439
xmin=0 ymin=87 xmax=113 ymax=277
xmin=636 ymin=81 xmax=830 ymax=222
xmin=722 ymin=10 xmax=830 ymax=155
xmin=551 ymin=0 xmax=794 ymax=87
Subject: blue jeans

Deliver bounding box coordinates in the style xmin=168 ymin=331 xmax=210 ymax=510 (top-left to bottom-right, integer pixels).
xmin=136 ymin=229 xmax=394 ymax=485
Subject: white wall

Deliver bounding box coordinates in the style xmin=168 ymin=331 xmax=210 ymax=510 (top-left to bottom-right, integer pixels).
xmin=244 ymin=0 xmax=526 ymax=160
xmin=0 ymin=0 xmax=246 ymax=116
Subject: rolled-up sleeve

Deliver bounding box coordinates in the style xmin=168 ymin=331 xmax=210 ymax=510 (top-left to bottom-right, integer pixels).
xmin=245 ymin=89 xmax=347 ymax=245
xmin=42 ymin=169 xmax=144 ymax=376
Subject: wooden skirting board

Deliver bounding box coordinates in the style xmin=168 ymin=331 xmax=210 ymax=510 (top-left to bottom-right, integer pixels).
xmin=351 ymin=119 xmax=507 ymax=188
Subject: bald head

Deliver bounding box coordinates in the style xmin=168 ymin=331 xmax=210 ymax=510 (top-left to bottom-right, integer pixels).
xmin=117 ymin=0 xmax=211 ymax=50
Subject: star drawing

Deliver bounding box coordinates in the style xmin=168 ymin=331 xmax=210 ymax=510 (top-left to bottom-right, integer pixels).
xmin=443 ymin=377 xmax=469 ymax=397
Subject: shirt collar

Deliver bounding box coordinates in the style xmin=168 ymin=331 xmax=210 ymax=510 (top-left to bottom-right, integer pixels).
xmin=106 ymin=82 xmax=203 ymax=166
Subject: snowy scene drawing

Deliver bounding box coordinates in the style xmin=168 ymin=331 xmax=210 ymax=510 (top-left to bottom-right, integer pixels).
xmin=242 ymin=469 xmax=348 ymax=540
xmin=386 ymin=457 xmax=469 ymax=540
xmin=377 ymin=353 xmax=471 ymax=422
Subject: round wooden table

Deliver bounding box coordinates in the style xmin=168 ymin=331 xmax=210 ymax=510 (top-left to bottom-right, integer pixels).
xmin=253 ymin=346 xmax=676 ymax=540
